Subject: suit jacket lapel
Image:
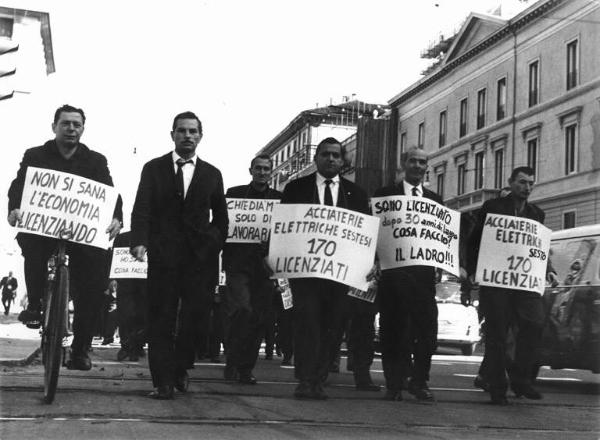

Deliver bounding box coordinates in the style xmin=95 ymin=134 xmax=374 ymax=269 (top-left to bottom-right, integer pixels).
xmin=185 ymin=158 xmax=204 ymax=204
xmin=160 ymin=153 xmax=178 ymax=196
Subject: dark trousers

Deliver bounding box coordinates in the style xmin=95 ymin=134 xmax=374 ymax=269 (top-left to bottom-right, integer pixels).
xmin=117 ymin=279 xmax=147 ymax=352
xmin=379 ymin=270 xmax=438 ymax=391
xmin=224 ymin=272 xmax=273 ymax=373
xmin=290 ymin=278 xmax=346 ymax=385
xmin=2 ymin=294 xmax=13 ymax=314
xmin=276 ymin=306 xmax=294 ymax=360
xmin=264 ymin=306 xmax=277 ymax=356
xmin=345 ymin=297 xmax=377 ymax=383
xmin=146 ymin=260 xmax=212 ymax=388
xmin=479 ymin=287 xmax=544 ymax=394
xmin=18 ymin=235 xmax=107 ymax=354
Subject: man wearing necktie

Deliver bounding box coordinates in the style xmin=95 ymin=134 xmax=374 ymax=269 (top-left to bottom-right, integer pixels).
xmin=280 ymin=137 xmax=373 ymax=400
xmin=130 ymin=111 xmax=228 ymax=399
xmin=373 ymin=146 xmax=443 ymax=401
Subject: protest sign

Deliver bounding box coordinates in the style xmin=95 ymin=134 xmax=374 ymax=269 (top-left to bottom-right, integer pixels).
xmin=371 ymin=195 xmax=460 ymax=275
xmin=348 ymin=280 xmax=377 ymax=303
xmin=475 ymin=213 xmax=551 ymax=294
xmin=226 ymin=198 xmax=280 ymax=243
xmin=109 ymin=247 xmax=148 ymax=279
xmin=277 ymin=279 xmax=293 ymax=310
xmin=16 ymin=167 xmax=119 ymax=249
xmin=267 ymin=204 xmax=379 ymax=291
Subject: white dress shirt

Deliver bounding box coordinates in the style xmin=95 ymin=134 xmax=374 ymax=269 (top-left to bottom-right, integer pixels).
xmin=172 ymin=151 xmax=197 ymax=198
xmin=403 ymin=180 xmax=423 ymax=197
xmin=316 ymin=173 xmax=340 ymax=206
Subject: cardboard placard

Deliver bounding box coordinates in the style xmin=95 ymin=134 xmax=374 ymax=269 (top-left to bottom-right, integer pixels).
xmin=109 ymin=247 xmax=148 ymax=279
xmin=226 ymin=198 xmax=280 ymax=243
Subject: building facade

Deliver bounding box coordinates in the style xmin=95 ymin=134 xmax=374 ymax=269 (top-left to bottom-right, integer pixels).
xmin=387 ymin=0 xmax=599 ymax=231
xmin=256 ymin=100 xmax=387 ymax=190
xmin=0 ymin=6 xmax=55 ymax=100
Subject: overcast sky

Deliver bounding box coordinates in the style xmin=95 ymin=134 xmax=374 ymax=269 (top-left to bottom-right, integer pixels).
xmin=0 ymin=0 xmax=527 ymax=246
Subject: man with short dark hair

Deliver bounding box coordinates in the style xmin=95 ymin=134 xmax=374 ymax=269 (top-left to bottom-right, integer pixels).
xmin=222 ymin=154 xmax=282 ymax=384
xmin=466 ymin=166 xmax=557 ymax=405
xmin=130 ymin=111 xmax=228 ymax=399
xmin=281 ymin=137 xmax=373 ymax=400
xmin=7 ymin=104 xmax=123 ymax=370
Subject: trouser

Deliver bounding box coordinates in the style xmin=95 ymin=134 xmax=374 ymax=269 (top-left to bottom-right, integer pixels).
xmin=289 ymin=278 xmax=346 ymax=385
xmin=276 ymin=306 xmax=294 ymax=360
xmin=224 ymin=272 xmax=273 ymax=373
xmin=346 ymin=296 xmax=377 ymax=384
xmin=379 ymin=270 xmax=437 ymax=391
xmin=117 ymin=279 xmax=147 ymax=352
xmin=264 ymin=305 xmax=277 ymax=356
xmin=18 ymin=234 xmax=108 ymax=354
xmin=2 ymin=294 xmax=13 ymax=314
xmin=146 ymin=260 xmax=212 ymax=388
xmin=479 ymin=287 xmax=544 ymax=395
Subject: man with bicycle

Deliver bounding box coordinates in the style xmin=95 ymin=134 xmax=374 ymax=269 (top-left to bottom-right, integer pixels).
xmin=7 ymin=104 xmax=122 ymax=371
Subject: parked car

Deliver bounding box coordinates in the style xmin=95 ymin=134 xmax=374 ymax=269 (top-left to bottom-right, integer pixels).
xmin=435 ymin=273 xmax=481 ymax=355
xmin=537 ymin=224 xmax=600 ymax=374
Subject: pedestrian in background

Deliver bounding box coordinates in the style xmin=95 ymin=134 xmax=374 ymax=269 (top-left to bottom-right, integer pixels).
xmin=130 ymin=111 xmax=228 ymax=400
xmin=1 ymin=271 xmax=18 ymax=315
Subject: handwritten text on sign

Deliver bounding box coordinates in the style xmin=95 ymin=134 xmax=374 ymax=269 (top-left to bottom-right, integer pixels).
xmin=226 ymin=198 xmax=280 ymax=243
xmin=267 ymin=204 xmax=379 ymax=291
xmin=371 ymin=196 xmax=461 ymax=275
xmin=109 ymin=247 xmax=148 ymax=279
xmin=17 ymin=167 xmax=118 ymax=249
xmin=475 ymin=214 xmax=551 ymax=294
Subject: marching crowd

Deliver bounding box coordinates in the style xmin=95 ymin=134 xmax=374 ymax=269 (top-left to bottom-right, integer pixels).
xmin=8 ymin=104 xmax=557 ymax=405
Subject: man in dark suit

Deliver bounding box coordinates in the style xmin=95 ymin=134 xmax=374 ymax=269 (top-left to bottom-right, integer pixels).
xmin=222 ymin=154 xmax=282 ymax=384
xmin=466 ymin=166 xmax=557 ymax=405
xmin=281 ymin=137 xmax=373 ymax=400
xmin=7 ymin=104 xmax=123 ymax=370
xmin=1 ymin=271 xmax=18 ymax=315
xmin=130 ymin=111 xmax=228 ymax=399
xmin=374 ymin=146 xmax=443 ymax=401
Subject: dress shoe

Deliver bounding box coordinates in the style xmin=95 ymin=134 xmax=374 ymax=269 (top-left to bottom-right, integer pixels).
xmin=238 ymin=372 xmax=257 ymax=385
xmin=18 ymin=307 xmax=41 ymax=329
xmin=148 ymin=385 xmax=174 ymax=400
xmin=473 ymin=374 xmax=490 ymax=392
xmin=356 ymin=382 xmax=381 ymax=392
xmin=175 ymin=372 xmax=190 ymax=392
xmin=490 ymin=392 xmax=509 ymax=405
xmin=408 ymin=382 xmax=434 ymax=401
xmin=281 ymin=356 xmax=292 ymax=366
xmin=66 ymin=353 xmax=92 ymax=371
xmin=512 ymin=384 xmax=542 ymax=400
xmin=383 ymin=389 xmax=403 ymax=401
xmin=294 ymin=381 xmax=313 ymax=399
xmin=101 ymin=337 xmax=114 ymax=346
xmin=311 ymin=382 xmax=328 ymax=400
xmin=223 ymin=364 xmax=238 ymax=381
xmin=117 ymin=348 xmax=129 ymax=362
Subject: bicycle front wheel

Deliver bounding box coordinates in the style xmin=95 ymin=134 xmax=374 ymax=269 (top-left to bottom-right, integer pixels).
xmin=42 ymin=265 xmax=69 ymax=404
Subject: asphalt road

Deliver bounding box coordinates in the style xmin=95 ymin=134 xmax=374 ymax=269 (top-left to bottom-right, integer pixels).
xmin=1 ymin=340 xmax=599 ymax=440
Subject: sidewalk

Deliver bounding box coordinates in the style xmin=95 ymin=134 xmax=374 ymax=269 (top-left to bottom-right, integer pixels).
xmin=0 ymin=313 xmax=41 ymax=366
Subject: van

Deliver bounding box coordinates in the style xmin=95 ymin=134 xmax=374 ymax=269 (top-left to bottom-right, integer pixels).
xmin=537 ymin=224 xmax=600 ymax=374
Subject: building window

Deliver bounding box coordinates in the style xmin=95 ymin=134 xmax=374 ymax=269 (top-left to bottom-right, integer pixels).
xmin=457 ymin=163 xmax=466 ymax=195
xmin=527 ymin=138 xmax=538 ymax=176
xmin=0 ymin=17 xmax=14 ymax=38
xmin=563 ymin=211 xmax=576 ymax=229
xmin=302 ymin=132 xmax=307 ymax=147
xmin=497 ymin=77 xmax=506 ymax=121
xmin=436 ymin=173 xmax=444 ymax=198
xmin=293 ymin=139 xmax=297 ymax=152
xmin=494 ymin=149 xmax=504 ymax=189
xmin=566 ymin=39 xmax=578 ymax=90
xmin=418 ymin=122 xmax=424 ymax=148
xmin=439 ymin=111 xmax=447 ymax=148
xmin=528 ymin=60 xmax=539 ymax=107
xmin=474 ymin=151 xmax=484 ymax=190
xmin=477 ymin=89 xmax=486 ymax=129
xmin=565 ymin=123 xmax=577 ymax=175
xmin=399 ymin=132 xmax=407 ymax=167
xmin=459 ymin=98 xmax=468 ymax=137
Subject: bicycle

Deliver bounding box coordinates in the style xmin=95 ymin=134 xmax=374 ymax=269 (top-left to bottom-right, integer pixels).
xmin=40 ymin=228 xmax=72 ymax=404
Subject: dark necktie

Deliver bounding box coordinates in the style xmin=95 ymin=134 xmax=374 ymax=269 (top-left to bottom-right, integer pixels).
xmin=324 ymin=179 xmax=334 ymax=206
xmin=176 ymin=159 xmax=193 ymax=198
xmin=412 ymin=186 xmax=419 ymax=197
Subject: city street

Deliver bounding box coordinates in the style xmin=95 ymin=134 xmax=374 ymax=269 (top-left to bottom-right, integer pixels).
xmin=1 ymin=317 xmax=599 ymax=440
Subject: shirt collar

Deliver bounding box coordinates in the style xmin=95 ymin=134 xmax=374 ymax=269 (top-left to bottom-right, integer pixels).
xmin=172 ymin=151 xmax=197 ymax=166
xmin=403 ymin=180 xmax=423 ymax=196
xmin=316 ymin=172 xmax=340 ymax=185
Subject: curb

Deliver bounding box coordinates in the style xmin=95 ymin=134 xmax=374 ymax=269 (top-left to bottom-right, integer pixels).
xmin=0 ymin=347 xmax=41 ymax=367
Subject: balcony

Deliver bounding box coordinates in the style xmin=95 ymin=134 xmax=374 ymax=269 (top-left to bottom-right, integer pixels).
xmin=445 ymin=188 xmax=500 ymax=212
